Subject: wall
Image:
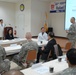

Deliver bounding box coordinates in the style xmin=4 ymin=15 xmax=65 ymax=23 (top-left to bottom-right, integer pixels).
xmin=15 ymin=0 xmax=31 ymax=37
xmin=15 ymin=0 xmax=49 ymax=37
xmin=49 ymin=0 xmax=67 ymax=37
xmin=31 ymin=0 xmax=49 ymax=36
xmin=0 ymin=1 xmax=15 ymax=28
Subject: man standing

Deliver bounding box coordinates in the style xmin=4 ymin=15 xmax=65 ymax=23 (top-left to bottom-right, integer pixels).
xmin=0 ymin=19 xmax=5 ymax=39
xmin=66 ymin=17 xmax=76 ymax=48
xmin=38 ymin=27 xmax=48 ymax=41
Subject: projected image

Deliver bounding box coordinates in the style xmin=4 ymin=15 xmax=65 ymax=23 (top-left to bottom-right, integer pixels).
xmin=65 ymin=0 xmax=76 ymax=30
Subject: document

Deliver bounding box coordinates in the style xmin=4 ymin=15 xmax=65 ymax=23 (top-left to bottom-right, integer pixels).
xmin=33 ymin=66 xmax=49 ymax=74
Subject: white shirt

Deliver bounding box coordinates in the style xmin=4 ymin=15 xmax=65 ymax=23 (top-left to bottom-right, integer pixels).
xmin=0 ymin=24 xmax=4 ymax=37
xmin=38 ymin=32 xmax=48 ymax=41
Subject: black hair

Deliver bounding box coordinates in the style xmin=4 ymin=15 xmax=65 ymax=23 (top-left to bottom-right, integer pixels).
xmin=7 ymin=29 xmax=12 ymax=35
xmin=66 ymin=48 xmax=76 ymax=65
xmin=1 ymin=19 xmax=3 ymax=21
xmin=48 ymin=32 xmax=54 ymax=38
xmin=41 ymin=27 xmax=44 ymax=30
xmin=72 ymin=17 xmax=75 ymax=20
xmin=0 ymin=19 xmax=2 ymax=22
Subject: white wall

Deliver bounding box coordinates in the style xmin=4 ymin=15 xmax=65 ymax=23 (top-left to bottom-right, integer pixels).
xmin=15 ymin=0 xmax=49 ymax=37
xmin=0 ymin=1 xmax=15 ymax=28
xmin=31 ymin=0 xmax=49 ymax=36
xmin=15 ymin=0 xmax=31 ymax=37
xmin=49 ymin=0 xmax=67 ymax=37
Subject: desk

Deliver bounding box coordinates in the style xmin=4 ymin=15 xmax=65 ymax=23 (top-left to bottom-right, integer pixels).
xmin=0 ymin=38 xmax=27 ymax=47
xmin=0 ymin=38 xmax=48 ymax=47
xmin=4 ymin=39 xmax=48 ymax=55
xmin=4 ymin=45 xmax=22 ymax=55
xmin=21 ymin=56 xmax=68 ymax=75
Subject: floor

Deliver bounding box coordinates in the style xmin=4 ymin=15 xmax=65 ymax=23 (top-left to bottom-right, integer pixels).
xmin=55 ymin=37 xmax=68 ymax=48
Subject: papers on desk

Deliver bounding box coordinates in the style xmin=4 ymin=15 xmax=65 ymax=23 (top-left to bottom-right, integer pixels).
xmin=32 ymin=63 xmax=49 ymax=74
xmin=33 ymin=66 xmax=49 ymax=74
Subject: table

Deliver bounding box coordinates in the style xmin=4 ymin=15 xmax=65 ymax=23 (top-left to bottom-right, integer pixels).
xmin=4 ymin=39 xmax=48 ymax=55
xmin=21 ymin=56 xmax=68 ymax=75
xmin=0 ymin=38 xmax=27 ymax=47
xmin=0 ymin=38 xmax=48 ymax=47
xmin=4 ymin=45 xmax=22 ymax=55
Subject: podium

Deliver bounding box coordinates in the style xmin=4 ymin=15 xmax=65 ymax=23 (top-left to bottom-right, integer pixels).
xmin=4 ymin=27 xmax=13 ymax=39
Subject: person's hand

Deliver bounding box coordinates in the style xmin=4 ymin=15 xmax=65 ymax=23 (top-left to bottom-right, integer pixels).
xmin=41 ymin=46 xmax=44 ymax=50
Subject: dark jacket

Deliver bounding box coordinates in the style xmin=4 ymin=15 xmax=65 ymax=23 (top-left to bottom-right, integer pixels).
xmin=41 ymin=38 xmax=57 ymax=60
xmin=5 ymin=34 xmax=14 ymax=40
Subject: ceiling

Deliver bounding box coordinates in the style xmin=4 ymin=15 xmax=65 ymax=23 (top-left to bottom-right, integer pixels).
xmin=0 ymin=0 xmax=51 ymax=3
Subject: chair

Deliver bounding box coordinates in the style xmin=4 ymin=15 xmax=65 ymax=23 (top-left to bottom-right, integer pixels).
xmin=48 ymin=44 xmax=63 ymax=60
xmin=54 ymin=44 xmax=63 ymax=57
xmin=23 ymin=50 xmax=37 ymax=67
xmin=62 ymin=42 xmax=72 ymax=53
xmin=26 ymin=50 xmax=37 ymax=62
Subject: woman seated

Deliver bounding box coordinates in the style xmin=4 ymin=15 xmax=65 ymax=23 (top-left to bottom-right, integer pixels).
xmin=5 ymin=29 xmax=14 ymax=40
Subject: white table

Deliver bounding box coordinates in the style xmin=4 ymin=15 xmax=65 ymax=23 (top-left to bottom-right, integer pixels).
xmin=4 ymin=45 xmax=22 ymax=55
xmin=21 ymin=56 xmax=68 ymax=75
xmin=0 ymin=38 xmax=48 ymax=47
xmin=0 ymin=38 xmax=27 ymax=47
xmin=4 ymin=39 xmax=48 ymax=55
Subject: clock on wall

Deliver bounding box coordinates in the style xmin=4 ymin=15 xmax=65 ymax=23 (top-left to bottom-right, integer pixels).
xmin=20 ymin=4 xmax=25 ymax=11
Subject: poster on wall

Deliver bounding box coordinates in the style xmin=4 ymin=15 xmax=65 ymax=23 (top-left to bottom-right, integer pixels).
xmin=50 ymin=1 xmax=66 ymax=13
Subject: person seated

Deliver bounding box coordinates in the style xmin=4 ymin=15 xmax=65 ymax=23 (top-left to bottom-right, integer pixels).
xmin=38 ymin=27 xmax=48 ymax=42
xmin=5 ymin=29 xmax=14 ymax=40
xmin=0 ymin=46 xmax=10 ymax=74
xmin=2 ymin=69 xmax=24 ymax=75
xmin=13 ymin=32 xmax=38 ymax=67
xmin=57 ymin=48 xmax=76 ymax=75
xmin=36 ymin=32 xmax=57 ymax=63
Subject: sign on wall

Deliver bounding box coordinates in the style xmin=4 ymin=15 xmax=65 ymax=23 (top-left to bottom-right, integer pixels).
xmin=50 ymin=1 xmax=66 ymax=13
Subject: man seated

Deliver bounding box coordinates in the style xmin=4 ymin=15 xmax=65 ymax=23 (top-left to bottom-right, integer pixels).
xmin=36 ymin=32 xmax=57 ymax=63
xmin=38 ymin=27 xmax=48 ymax=41
xmin=57 ymin=48 xmax=76 ymax=75
xmin=0 ymin=46 xmax=10 ymax=74
xmin=13 ymin=32 xmax=38 ymax=67
xmin=2 ymin=69 xmax=24 ymax=75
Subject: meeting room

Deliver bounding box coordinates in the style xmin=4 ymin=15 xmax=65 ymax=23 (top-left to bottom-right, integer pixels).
xmin=0 ymin=0 xmax=76 ymax=75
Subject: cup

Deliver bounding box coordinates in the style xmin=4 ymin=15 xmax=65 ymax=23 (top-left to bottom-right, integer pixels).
xmin=41 ymin=41 xmax=43 ymax=44
xmin=58 ymin=57 xmax=62 ymax=62
xmin=49 ymin=67 xmax=54 ymax=73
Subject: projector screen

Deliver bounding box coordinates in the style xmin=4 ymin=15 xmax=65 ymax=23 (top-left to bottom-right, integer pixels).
xmin=65 ymin=0 xmax=76 ymax=30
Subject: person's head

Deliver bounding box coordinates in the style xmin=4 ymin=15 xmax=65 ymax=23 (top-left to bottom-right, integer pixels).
xmin=41 ymin=27 xmax=45 ymax=33
xmin=8 ymin=29 xmax=12 ymax=35
xmin=2 ymin=70 xmax=24 ymax=75
xmin=70 ymin=17 xmax=75 ymax=24
xmin=66 ymin=48 xmax=76 ymax=67
xmin=0 ymin=19 xmax=2 ymax=24
xmin=25 ymin=32 xmax=32 ymax=40
xmin=47 ymin=32 xmax=54 ymax=40
xmin=1 ymin=19 xmax=3 ymax=24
